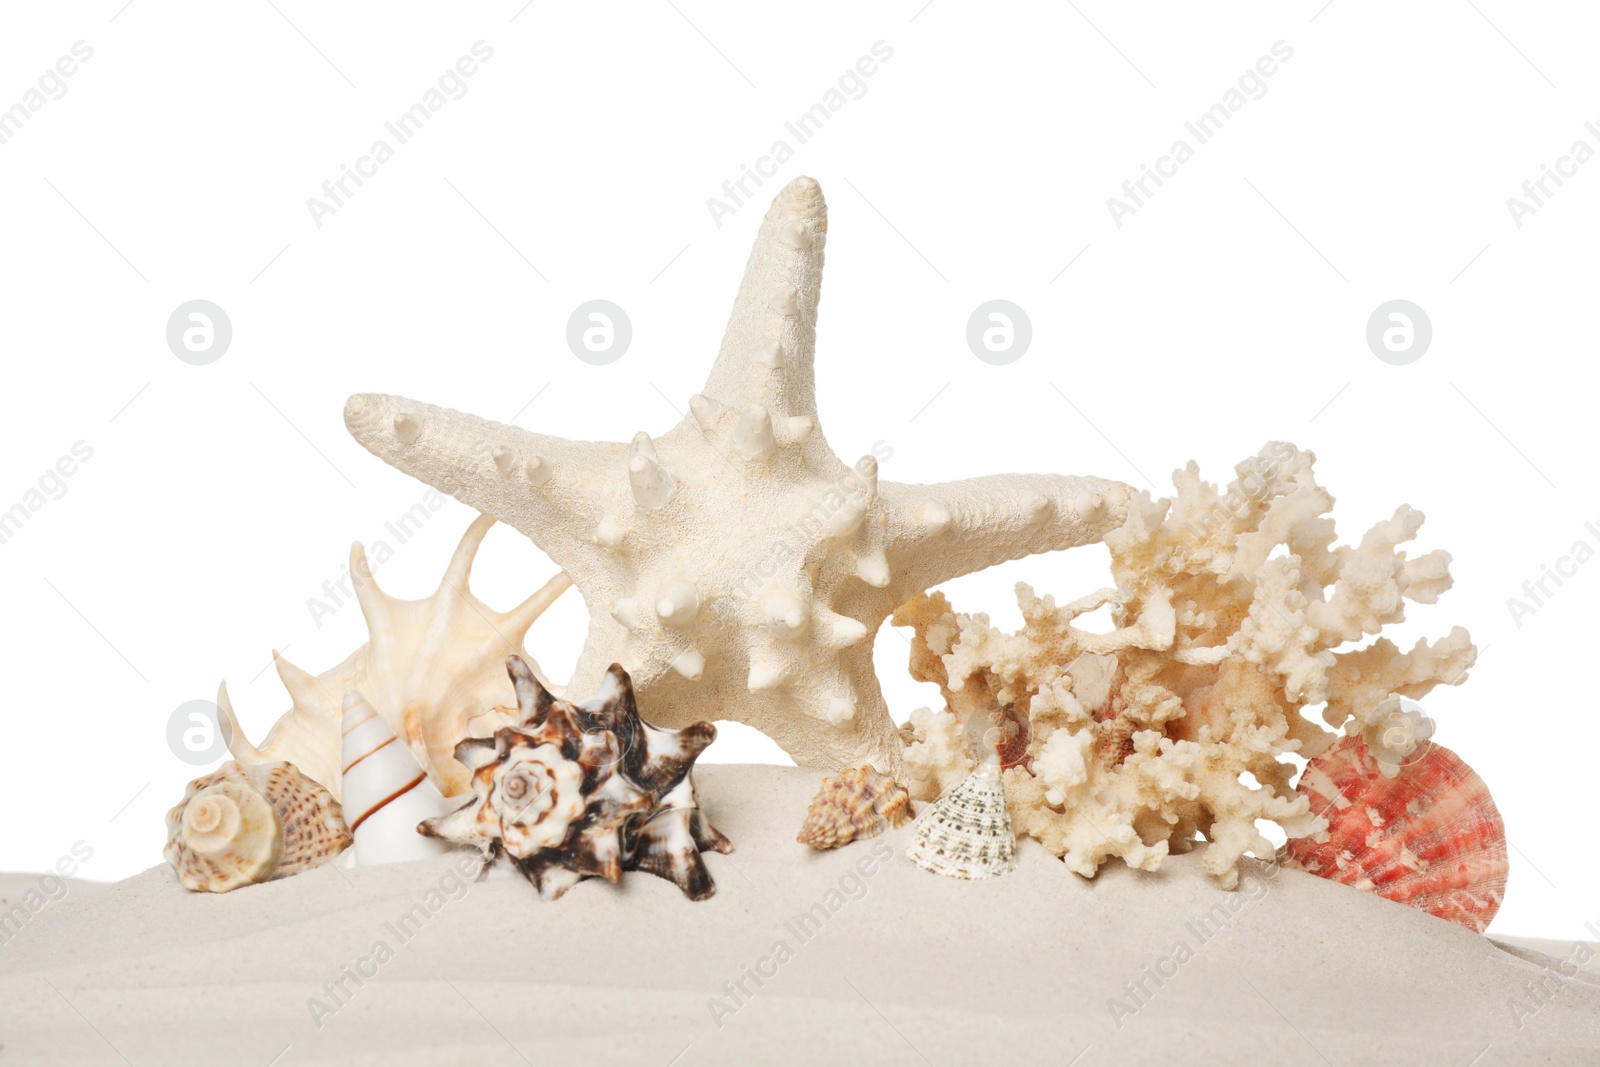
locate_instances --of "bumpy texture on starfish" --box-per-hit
[345,176,1131,775]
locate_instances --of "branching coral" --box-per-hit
[893,442,1477,889]
[898,705,975,802]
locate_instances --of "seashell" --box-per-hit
[1283,736,1507,933]
[164,764,282,892]
[164,761,349,893]
[631,776,736,901]
[796,766,913,850]
[216,654,351,804]
[216,515,570,800]
[904,759,1017,880]
[340,691,452,865]
[249,760,353,879]
[420,656,732,901]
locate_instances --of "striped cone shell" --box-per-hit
[341,691,452,864]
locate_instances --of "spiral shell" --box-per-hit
[797,766,913,850]
[164,761,350,893]
[1284,736,1507,932]
[485,743,587,859]
[905,760,1017,880]
[420,657,732,901]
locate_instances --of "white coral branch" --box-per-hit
[905,442,1475,890]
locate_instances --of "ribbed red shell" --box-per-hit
[1285,737,1508,933]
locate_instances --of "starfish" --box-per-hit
[344,176,1131,777]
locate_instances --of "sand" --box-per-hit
[1,765,1596,1066]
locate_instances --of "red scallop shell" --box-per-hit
[1284,736,1508,933]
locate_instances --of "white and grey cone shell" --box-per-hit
[904,758,1017,880]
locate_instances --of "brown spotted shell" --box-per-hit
[797,766,913,850]
[247,761,353,878]
[164,761,350,893]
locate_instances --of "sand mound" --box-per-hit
[1,766,1595,1065]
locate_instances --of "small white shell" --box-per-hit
[904,760,1017,880]
[341,691,452,865]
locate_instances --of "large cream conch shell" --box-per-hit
[216,515,570,800]
[340,691,452,865]
[163,761,350,893]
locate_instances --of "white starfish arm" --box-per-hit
[344,392,626,572]
[699,177,827,426]
[881,474,1134,600]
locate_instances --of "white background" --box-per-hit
[1,1,1594,940]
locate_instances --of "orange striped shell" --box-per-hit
[1284,737,1507,933]
[796,766,913,849]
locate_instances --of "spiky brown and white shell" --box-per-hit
[1283,736,1507,933]
[420,656,732,901]
[905,760,1017,880]
[164,761,349,892]
[797,766,913,850]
